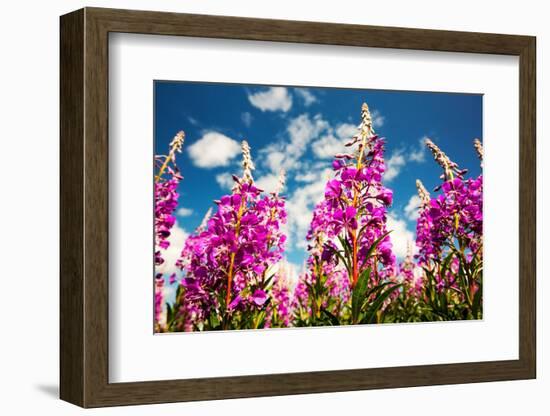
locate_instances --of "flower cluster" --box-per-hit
[292,103,400,326]
[416,139,483,267]
[413,139,483,319]
[153,132,185,331]
[154,175,180,267]
[176,141,288,330]
[154,131,185,267]
[311,104,396,281]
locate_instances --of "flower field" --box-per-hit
[154,103,483,332]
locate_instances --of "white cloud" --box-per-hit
[215,172,235,190]
[248,87,292,112]
[311,122,357,159]
[261,113,330,173]
[188,132,241,168]
[335,123,357,140]
[409,137,427,163]
[385,151,406,181]
[264,150,285,173]
[176,207,193,217]
[404,195,421,220]
[286,114,329,158]
[285,168,332,249]
[156,222,189,275]
[372,110,385,129]
[295,88,317,106]
[294,171,318,183]
[387,214,415,259]
[187,116,198,126]
[255,173,280,193]
[241,111,253,127]
[311,133,344,159]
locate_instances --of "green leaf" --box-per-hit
[362,283,402,324]
[364,231,392,261]
[262,274,275,290]
[439,251,455,283]
[209,312,220,329]
[166,303,174,324]
[472,281,483,318]
[253,310,266,329]
[471,262,483,281]
[363,281,394,304]
[175,284,184,302]
[439,289,448,312]
[351,267,371,324]
[320,308,341,326]
[337,235,353,259]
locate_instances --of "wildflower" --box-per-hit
[300,102,397,325]
[180,139,287,329]
[416,139,483,311]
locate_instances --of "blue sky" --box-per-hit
[154,81,482,277]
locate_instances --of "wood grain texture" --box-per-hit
[518,37,537,376]
[59,8,84,407]
[59,7,537,408]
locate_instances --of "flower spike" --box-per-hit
[473,138,483,166]
[155,131,185,183]
[425,138,464,181]
[241,140,255,184]
[274,169,286,196]
[170,131,185,160]
[416,179,431,209]
[360,102,375,138]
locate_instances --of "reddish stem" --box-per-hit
[225,197,246,309]
[351,231,359,288]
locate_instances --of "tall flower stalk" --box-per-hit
[155,131,185,182]
[153,131,185,332]
[297,103,401,326]
[414,138,483,320]
[175,140,287,330]
[225,140,256,307]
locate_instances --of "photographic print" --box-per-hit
[153,82,483,333]
[60,10,535,406]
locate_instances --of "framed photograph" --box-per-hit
[60,7,536,408]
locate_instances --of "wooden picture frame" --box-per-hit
[60,7,536,408]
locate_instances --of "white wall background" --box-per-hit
[0,0,545,414]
